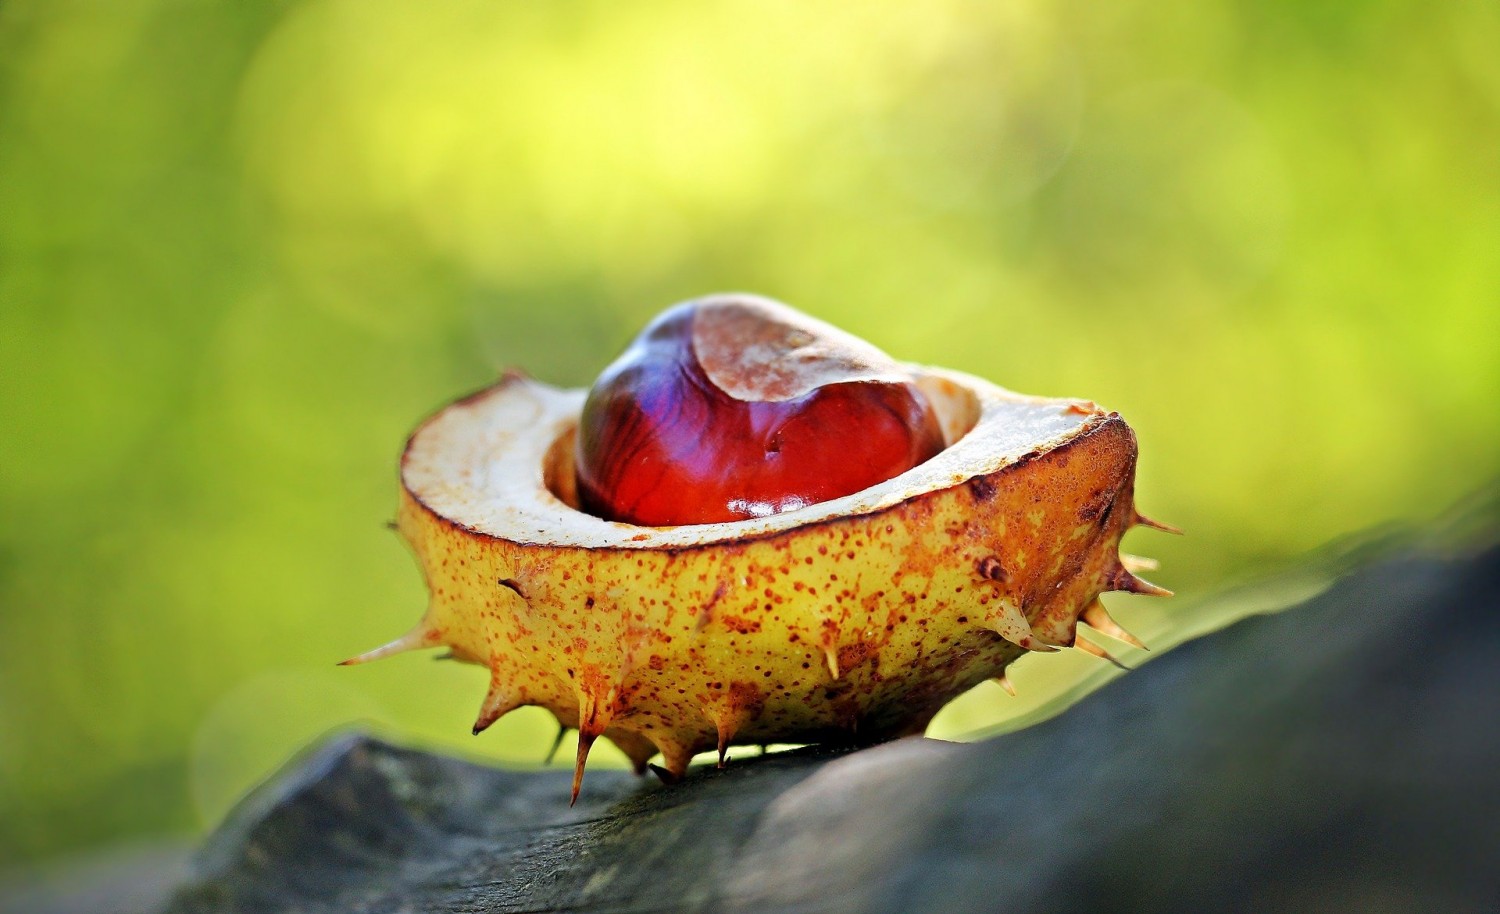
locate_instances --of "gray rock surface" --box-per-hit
[146,538,1500,914]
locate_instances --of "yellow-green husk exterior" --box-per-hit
[349,371,1167,799]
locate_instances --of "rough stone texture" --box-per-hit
[143,540,1500,914]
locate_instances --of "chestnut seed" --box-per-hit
[575,295,946,526]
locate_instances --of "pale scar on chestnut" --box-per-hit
[343,292,1176,804]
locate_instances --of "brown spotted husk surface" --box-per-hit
[362,379,1164,800]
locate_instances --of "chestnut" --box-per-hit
[575,295,946,526]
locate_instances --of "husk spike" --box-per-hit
[1133,512,1183,535]
[338,626,438,666]
[992,673,1017,696]
[544,722,570,765]
[1119,552,1159,573]
[650,736,697,783]
[716,727,733,768]
[471,672,522,735]
[1074,633,1130,671]
[1111,568,1173,598]
[570,731,598,806]
[986,598,1053,651]
[1080,599,1147,651]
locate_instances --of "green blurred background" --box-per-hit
[2,0,1497,869]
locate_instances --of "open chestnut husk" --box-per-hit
[344,293,1174,803]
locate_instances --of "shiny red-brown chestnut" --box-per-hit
[574,295,946,526]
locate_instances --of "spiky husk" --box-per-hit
[347,373,1169,802]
